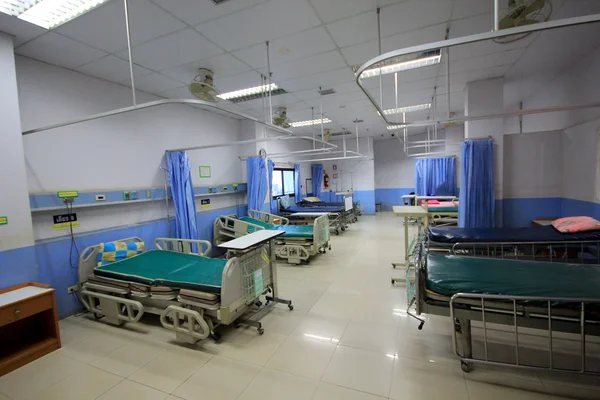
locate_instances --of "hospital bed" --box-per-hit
[281,203,347,235]
[427,225,600,262]
[406,243,600,375]
[421,200,459,227]
[300,196,359,223]
[78,234,292,344]
[213,210,330,265]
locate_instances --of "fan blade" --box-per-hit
[523,0,545,16]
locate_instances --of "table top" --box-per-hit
[290,212,329,217]
[393,205,428,217]
[0,286,53,307]
[218,230,284,250]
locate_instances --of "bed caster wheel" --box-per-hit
[328,246,332,251]
[258,328,265,335]
[461,361,472,373]
[288,304,294,311]
[255,301,263,307]
[335,229,339,235]
[341,226,346,232]
[417,321,424,330]
[210,332,221,342]
[94,313,104,320]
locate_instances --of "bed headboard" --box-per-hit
[248,209,289,226]
[78,236,143,285]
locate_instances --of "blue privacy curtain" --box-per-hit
[247,157,268,213]
[294,164,302,200]
[459,139,495,228]
[312,164,324,198]
[414,157,457,196]
[166,152,198,240]
[268,160,277,213]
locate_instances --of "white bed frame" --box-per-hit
[213,210,330,265]
[78,236,291,344]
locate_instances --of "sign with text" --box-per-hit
[200,199,211,209]
[57,191,79,199]
[0,216,7,225]
[53,213,79,230]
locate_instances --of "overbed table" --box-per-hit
[391,206,428,284]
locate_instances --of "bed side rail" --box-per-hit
[451,240,600,264]
[154,238,211,256]
[78,236,143,284]
[313,215,330,251]
[450,293,600,375]
[248,209,289,226]
[213,215,265,244]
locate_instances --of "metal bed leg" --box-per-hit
[456,318,473,372]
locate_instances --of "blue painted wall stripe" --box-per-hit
[375,188,415,211]
[0,246,38,289]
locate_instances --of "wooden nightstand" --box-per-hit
[0,283,61,376]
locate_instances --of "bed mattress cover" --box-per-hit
[241,217,314,238]
[94,250,227,293]
[426,253,600,299]
[283,205,343,213]
[428,225,600,244]
[298,200,345,207]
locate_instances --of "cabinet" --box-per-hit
[0,283,61,376]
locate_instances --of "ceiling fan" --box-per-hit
[494,0,553,44]
[272,107,291,128]
[188,68,220,102]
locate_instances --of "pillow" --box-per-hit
[303,197,322,203]
[552,216,600,233]
[97,241,144,266]
[279,195,292,209]
[420,200,440,206]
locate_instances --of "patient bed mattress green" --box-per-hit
[94,250,227,293]
[426,254,600,299]
[241,217,313,239]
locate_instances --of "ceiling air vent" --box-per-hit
[319,88,336,96]
[331,131,352,137]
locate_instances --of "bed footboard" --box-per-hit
[313,215,331,253]
[213,215,265,244]
[248,209,289,225]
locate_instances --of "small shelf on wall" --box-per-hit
[30,183,247,213]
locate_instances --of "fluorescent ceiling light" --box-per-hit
[290,118,332,128]
[387,124,407,130]
[379,103,431,116]
[217,83,279,101]
[1,0,110,29]
[359,50,442,79]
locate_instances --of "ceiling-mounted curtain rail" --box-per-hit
[22,98,295,136]
[354,12,600,127]
[166,134,337,153]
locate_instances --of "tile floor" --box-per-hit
[1,212,599,400]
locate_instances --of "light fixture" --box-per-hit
[379,103,431,116]
[357,50,442,79]
[290,118,332,128]
[1,0,111,29]
[387,124,407,131]
[217,83,286,102]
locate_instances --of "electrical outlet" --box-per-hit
[67,285,79,294]
[96,194,106,201]
[222,186,228,192]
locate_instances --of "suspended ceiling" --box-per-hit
[1,0,600,137]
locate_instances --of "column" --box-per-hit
[464,78,504,226]
[0,32,37,287]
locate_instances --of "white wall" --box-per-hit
[374,138,415,189]
[562,118,600,203]
[320,137,374,193]
[0,36,34,251]
[503,131,563,199]
[17,56,245,240]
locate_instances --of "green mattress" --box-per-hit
[426,254,600,299]
[428,207,458,212]
[241,217,313,239]
[94,250,228,293]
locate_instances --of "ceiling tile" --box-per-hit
[449,12,493,38]
[16,32,106,69]
[380,0,453,37]
[118,28,224,71]
[55,0,186,54]
[340,40,379,67]
[149,0,267,26]
[216,70,264,93]
[450,37,532,62]
[310,0,377,23]
[196,0,321,51]
[382,23,447,53]
[0,14,46,46]
[156,85,195,99]
[291,88,323,101]
[327,12,378,48]
[232,27,337,69]
[264,50,347,82]
[242,93,302,110]
[450,64,510,85]
[451,0,494,21]
[76,55,153,83]
[280,67,355,92]
[160,53,253,85]
[121,72,182,93]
